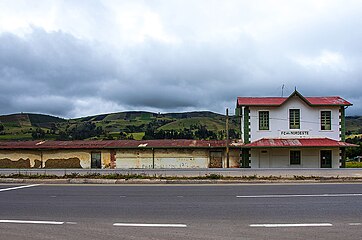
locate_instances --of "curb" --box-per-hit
[1,178,362,184]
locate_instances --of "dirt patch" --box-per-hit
[0,158,31,168]
[45,158,82,168]
[33,160,42,168]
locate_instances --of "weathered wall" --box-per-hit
[101,150,111,168]
[227,149,240,168]
[116,149,153,169]
[250,148,340,168]
[42,150,91,168]
[154,149,209,168]
[116,148,241,169]
[0,148,241,169]
[115,148,210,169]
[0,150,41,168]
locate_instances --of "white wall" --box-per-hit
[250,148,340,168]
[248,96,340,142]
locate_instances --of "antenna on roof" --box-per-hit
[281,84,285,97]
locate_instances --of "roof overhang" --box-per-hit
[237,90,352,107]
[243,138,358,148]
[0,140,244,150]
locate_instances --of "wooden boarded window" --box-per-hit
[209,151,223,168]
[321,111,331,130]
[289,109,300,129]
[259,111,269,130]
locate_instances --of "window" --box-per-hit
[321,111,331,130]
[289,109,300,129]
[259,111,269,130]
[290,150,301,165]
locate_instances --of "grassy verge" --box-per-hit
[0,173,360,181]
[346,161,362,168]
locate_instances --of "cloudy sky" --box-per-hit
[0,0,361,118]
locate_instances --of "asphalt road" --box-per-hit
[1,183,362,240]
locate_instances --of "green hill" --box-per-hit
[0,111,361,141]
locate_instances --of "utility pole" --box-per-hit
[226,108,229,168]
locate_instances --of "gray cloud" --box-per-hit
[0,1,362,117]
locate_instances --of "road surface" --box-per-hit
[1,183,362,239]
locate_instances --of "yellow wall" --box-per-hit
[0,150,41,168]
[0,148,241,169]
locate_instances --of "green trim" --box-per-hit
[243,107,250,144]
[241,148,250,168]
[340,147,346,168]
[340,107,346,141]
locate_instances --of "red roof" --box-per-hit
[237,91,352,107]
[0,139,243,150]
[244,138,358,148]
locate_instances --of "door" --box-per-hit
[209,151,223,168]
[91,152,102,168]
[259,150,270,168]
[320,150,332,168]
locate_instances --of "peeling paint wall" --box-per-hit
[42,150,91,168]
[227,149,241,168]
[0,150,41,168]
[101,150,111,168]
[116,148,240,169]
[0,147,241,169]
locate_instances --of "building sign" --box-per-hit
[280,130,309,136]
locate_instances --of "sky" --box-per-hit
[0,0,361,118]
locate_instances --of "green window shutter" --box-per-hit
[290,150,301,165]
[289,109,300,129]
[321,111,331,130]
[259,111,269,130]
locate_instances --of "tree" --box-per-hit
[32,128,46,139]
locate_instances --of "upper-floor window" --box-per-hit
[259,111,269,130]
[321,111,331,130]
[289,109,300,129]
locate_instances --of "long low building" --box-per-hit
[0,140,242,169]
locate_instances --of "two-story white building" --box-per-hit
[236,90,356,168]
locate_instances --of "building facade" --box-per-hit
[0,140,242,169]
[236,90,356,168]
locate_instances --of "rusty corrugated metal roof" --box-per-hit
[244,138,358,148]
[237,96,351,106]
[0,139,244,150]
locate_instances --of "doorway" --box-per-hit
[259,150,270,168]
[91,152,102,168]
[209,151,223,168]
[320,150,332,168]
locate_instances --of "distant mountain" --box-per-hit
[0,113,65,127]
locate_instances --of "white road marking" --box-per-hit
[177,196,184,198]
[348,223,362,226]
[119,196,126,198]
[250,223,333,228]
[0,184,40,192]
[237,193,362,198]
[0,220,64,225]
[113,223,187,228]
[65,222,78,225]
